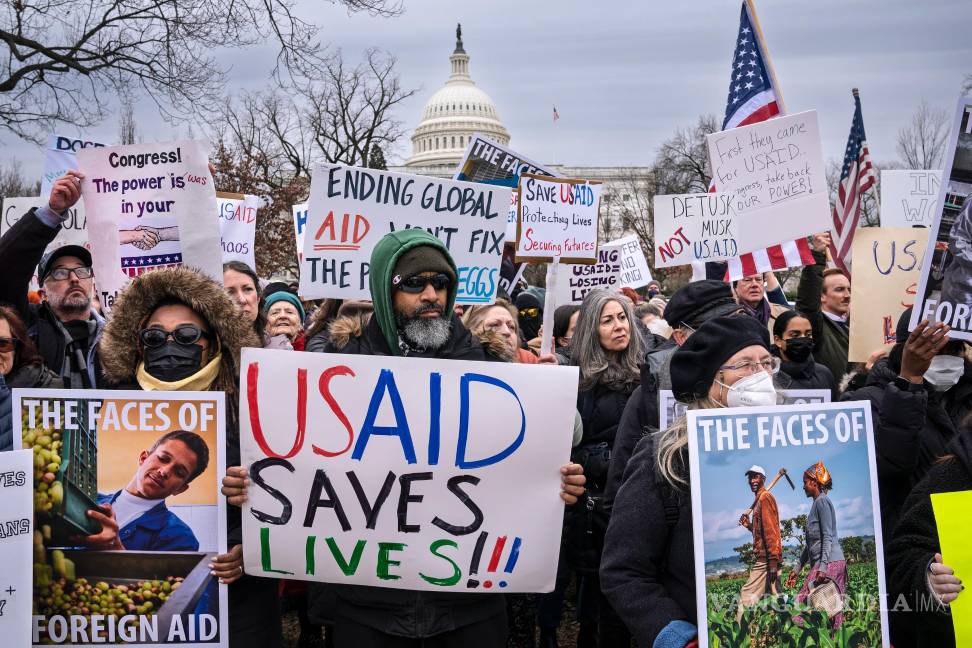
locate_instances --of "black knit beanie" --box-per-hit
[671,314,771,401]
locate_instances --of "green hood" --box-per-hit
[369,229,458,356]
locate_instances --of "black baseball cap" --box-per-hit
[38,245,93,281]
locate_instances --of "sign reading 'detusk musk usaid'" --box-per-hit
[880,170,943,228]
[652,192,738,267]
[515,174,601,264]
[687,401,888,648]
[910,97,972,341]
[76,140,223,312]
[238,348,579,592]
[299,165,510,304]
[704,110,831,257]
[454,134,562,242]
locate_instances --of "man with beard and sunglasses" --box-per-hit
[0,170,105,387]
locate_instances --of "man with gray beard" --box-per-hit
[0,170,104,387]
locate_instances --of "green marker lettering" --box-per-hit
[419,539,461,586]
[376,542,406,580]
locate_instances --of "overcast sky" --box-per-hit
[3,0,970,184]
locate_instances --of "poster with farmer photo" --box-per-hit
[13,389,228,647]
[686,401,888,648]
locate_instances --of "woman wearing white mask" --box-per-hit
[600,314,775,648]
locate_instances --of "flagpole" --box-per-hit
[745,0,787,114]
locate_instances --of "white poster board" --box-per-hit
[880,170,943,229]
[705,110,831,256]
[293,202,308,264]
[0,449,33,648]
[239,348,579,592]
[1,197,89,289]
[515,174,601,263]
[555,241,623,305]
[611,234,652,288]
[658,388,831,430]
[216,193,259,268]
[652,192,738,267]
[77,140,223,311]
[298,165,510,304]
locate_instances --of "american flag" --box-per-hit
[829,89,876,273]
[717,0,815,280]
[552,106,560,122]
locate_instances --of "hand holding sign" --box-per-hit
[48,171,85,213]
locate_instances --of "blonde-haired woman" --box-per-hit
[601,315,777,648]
[462,298,542,364]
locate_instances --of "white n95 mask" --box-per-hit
[722,370,778,407]
[924,355,965,392]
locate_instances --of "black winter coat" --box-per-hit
[772,347,838,400]
[840,358,958,552]
[887,430,972,648]
[600,434,696,646]
[0,363,63,450]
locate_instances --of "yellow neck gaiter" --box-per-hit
[136,353,222,392]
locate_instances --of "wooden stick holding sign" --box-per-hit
[514,173,602,356]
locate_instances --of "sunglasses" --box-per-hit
[396,273,451,294]
[0,337,18,353]
[518,307,540,318]
[139,325,211,349]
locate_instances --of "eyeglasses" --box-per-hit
[139,325,211,348]
[46,266,94,281]
[719,357,781,375]
[396,273,451,294]
[0,337,18,353]
[518,307,540,318]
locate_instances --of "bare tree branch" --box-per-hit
[896,101,949,170]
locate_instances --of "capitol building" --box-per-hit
[391,25,651,243]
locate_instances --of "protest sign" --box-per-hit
[515,174,601,264]
[216,192,259,268]
[293,202,308,264]
[77,140,223,312]
[498,243,526,297]
[555,241,622,305]
[657,389,830,430]
[1,196,89,289]
[931,490,972,647]
[454,134,562,241]
[686,401,888,648]
[299,165,509,303]
[705,110,831,258]
[0,449,33,648]
[610,234,652,288]
[13,389,228,648]
[880,170,943,228]
[910,97,972,341]
[42,134,106,198]
[848,227,928,361]
[238,348,578,592]
[652,192,738,267]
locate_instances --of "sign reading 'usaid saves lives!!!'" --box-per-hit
[299,165,510,304]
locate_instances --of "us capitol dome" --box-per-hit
[402,24,510,177]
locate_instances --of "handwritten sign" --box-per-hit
[652,192,738,267]
[555,243,622,305]
[293,202,308,264]
[848,228,929,361]
[911,96,972,341]
[42,134,106,198]
[216,192,259,268]
[77,140,223,312]
[239,348,578,592]
[931,491,972,648]
[298,165,510,304]
[0,197,88,290]
[705,110,831,255]
[454,135,562,241]
[610,235,652,288]
[515,174,601,264]
[880,170,943,228]
[0,449,32,648]
[657,389,830,430]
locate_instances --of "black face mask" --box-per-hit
[784,337,813,364]
[647,289,659,299]
[143,341,204,382]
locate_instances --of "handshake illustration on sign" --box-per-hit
[119,225,180,251]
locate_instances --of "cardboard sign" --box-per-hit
[657,389,830,430]
[652,192,739,267]
[931,490,972,648]
[610,235,652,288]
[238,348,578,592]
[454,134,562,241]
[555,241,622,305]
[880,170,943,228]
[293,202,308,264]
[299,165,510,304]
[910,97,972,341]
[848,227,929,361]
[687,402,888,648]
[77,140,223,312]
[13,389,228,648]
[216,192,259,268]
[0,197,89,289]
[705,110,831,256]
[42,134,107,198]
[515,174,601,264]
[0,449,33,648]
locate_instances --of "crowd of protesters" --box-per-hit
[0,171,970,648]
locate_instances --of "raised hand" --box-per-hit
[900,320,950,383]
[811,232,832,253]
[48,170,85,213]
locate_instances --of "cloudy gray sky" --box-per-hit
[3,0,970,183]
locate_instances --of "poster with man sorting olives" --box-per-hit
[12,389,228,647]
